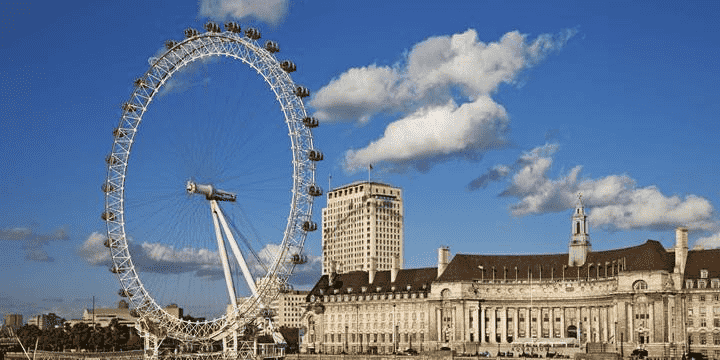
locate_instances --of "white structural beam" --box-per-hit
[211,200,238,308]
[213,200,259,297]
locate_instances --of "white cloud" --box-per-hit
[344,97,509,172]
[310,28,576,173]
[79,233,320,285]
[311,65,404,125]
[694,232,720,249]
[199,0,289,26]
[78,232,221,276]
[490,144,715,231]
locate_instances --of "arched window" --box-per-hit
[633,280,648,291]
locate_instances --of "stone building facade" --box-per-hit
[322,181,403,275]
[301,197,720,358]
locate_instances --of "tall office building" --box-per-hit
[322,181,403,275]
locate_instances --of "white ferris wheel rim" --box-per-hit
[102,26,317,342]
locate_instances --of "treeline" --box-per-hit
[10,319,141,353]
[7,322,300,354]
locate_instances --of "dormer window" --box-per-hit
[361,286,367,293]
[712,279,720,289]
[633,280,648,291]
[687,280,695,289]
[701,269,709,279]
[699,280,708,289]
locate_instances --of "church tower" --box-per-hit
[568,193,591,267]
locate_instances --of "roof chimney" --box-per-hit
[369,257,377,284]
[438,246,450,279]
[391,255,399,283]
[674,227,689,274]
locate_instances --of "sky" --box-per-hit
[1,0,720,323]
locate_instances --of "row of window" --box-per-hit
[326,185,400,199]
[687,279,720,289]
[325,332,423,344]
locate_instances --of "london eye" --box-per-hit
[101,21,321,352]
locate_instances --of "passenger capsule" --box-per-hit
[101,211,116,221]
[118,289,133,297]
[302,116,319,128]
[113,128,126,138]
[134,78,148,89]
[104,238,117,248]
[302,221,317,232]
[204,21,221,33]
[164,40,177,50]
[224,22,241,33]
[308,150,323,161]
[244,27,261,40]
[122,102,138,113]
[109,266,126,274]
[101,182,115,193]
[308,185,323,197]
[264,41,280,53]
[295,86,310,98]
[184,28,199,39]
[105,154,119,165]
[280,60,296,73]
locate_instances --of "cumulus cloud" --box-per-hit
[693,232,720,250]
[0,226,69,262]
[79,232,221,276]
[344,97,509,172]
[79,232,320,286]
[199,0,289,26]
[310,28,576,173]
[484,144,715,231]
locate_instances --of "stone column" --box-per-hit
[513,308,517,339]
[577,307,582,343]
[481,307,486,343]
[628,303,634,343]
[560,307,566,338]
[476,306,481,343]
[490,307,496,343]
[525,308,530,338]
[436,307,442,342]
[501,307,508,343]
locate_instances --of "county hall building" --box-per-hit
[300,196,720,359]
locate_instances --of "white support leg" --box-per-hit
[211,200,238,308]
[213,201,258,297]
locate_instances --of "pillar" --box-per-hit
[481,307,486,343]
[501,307,508,343]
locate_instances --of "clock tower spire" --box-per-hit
[568,193,591,267]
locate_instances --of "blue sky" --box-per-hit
[1,0,720,322]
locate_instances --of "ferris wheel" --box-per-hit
[101,22,322,345]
